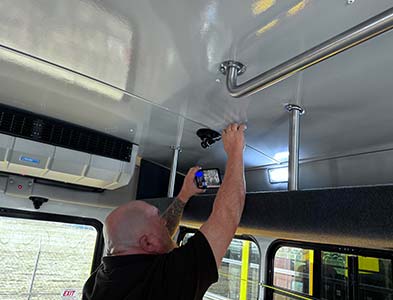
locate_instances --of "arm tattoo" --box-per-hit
[161,198,186,237]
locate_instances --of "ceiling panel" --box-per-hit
[0,0,392,183]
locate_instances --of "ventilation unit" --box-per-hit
[0,104,138,190]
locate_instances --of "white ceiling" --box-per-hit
[0,0,392,178]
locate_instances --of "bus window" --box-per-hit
[273,246,314,296]
[0,209,102,300]
[358,256,392,300]
[182,232,261,300]
[321,251,349,300]
[266,241,393,300]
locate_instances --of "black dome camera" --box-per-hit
[196,128,221,149]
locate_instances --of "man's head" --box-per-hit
[104,201,176,256]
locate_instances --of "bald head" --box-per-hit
[105,201,175,256]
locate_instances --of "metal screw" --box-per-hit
[347,0,355,4]
[9,179,14,184]
[28,181,33,187]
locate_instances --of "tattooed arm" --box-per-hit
[161,198,187,237]
[162,166,205,238]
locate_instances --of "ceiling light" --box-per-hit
[274,151,289,161]
[268,167,288,183]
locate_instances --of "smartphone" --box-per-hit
[195,168,222,189]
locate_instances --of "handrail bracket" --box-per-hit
[219,60,247,76]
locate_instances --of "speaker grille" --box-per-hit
[0,104,133,162]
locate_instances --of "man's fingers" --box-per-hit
[223,123,246,133]
[188,166,201,176]
[230,123,239,131]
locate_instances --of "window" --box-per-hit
[181,230,261,300]
[266,241,393,300]
[0,208,103,300]
[273,246,314,296]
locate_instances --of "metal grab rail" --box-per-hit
[219,7,393,98]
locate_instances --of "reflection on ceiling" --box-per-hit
[0,46,124,101]
[0,0,132,89]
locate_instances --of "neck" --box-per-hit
[108,246,151,256]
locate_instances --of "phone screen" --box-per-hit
[195,169,222,189]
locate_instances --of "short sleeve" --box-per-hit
[148,230,218,300]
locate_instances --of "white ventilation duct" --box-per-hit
[0,133,138,190]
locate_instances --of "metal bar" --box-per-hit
[286,104,304,191]
[167,146,180,197]
[27,238,42,300]
[220,7,393,98]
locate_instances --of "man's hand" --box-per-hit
[222,123,246,158]
[177,166,205,203]
[162,167,205,237]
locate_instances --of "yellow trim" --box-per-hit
[240,241,250,300]
[309,250,314,296]
[262,284,313,300]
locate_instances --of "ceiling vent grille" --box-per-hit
[0,103,133,162]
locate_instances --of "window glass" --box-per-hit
[358,256,393,300]
[183,233,261,300]
[273,246,314,295]
[321,251,349,300]
[269,244,393,300]
[0,216,98,300]
[272,292,310,300]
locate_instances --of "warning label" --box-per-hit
[61,289,78,300]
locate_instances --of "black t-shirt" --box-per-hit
[83,230,218,300]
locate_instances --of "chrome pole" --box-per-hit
[286,104,305,191]
[220,7,393,98]
[168,146,181,197]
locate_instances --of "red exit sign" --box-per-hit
[63,290,76,296]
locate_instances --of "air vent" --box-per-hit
[0,103,133,162]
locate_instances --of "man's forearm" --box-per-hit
[212,153,245,225]
[161,198,187,237]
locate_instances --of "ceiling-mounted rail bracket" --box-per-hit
[219,61,246,76]
[285,104,305,115]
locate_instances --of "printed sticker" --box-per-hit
[20,156,40,164]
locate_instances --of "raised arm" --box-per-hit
[200,123,246,267]
[162,167,204,237]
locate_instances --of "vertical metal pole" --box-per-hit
[168,146,181,197]
[27,238,42,300]
[285,104,305,191]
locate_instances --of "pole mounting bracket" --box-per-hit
[219,61,247,76]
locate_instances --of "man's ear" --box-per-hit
[139,234,159,254]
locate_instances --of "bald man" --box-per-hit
[83,123,246,300]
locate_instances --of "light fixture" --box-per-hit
[273,151,289,161]
[268,167,288,184]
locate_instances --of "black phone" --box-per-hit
[195,168,222,189]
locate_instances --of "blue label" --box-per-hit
[20,156,40,164]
